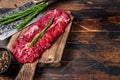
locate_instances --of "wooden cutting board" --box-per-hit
[7,12,73,80]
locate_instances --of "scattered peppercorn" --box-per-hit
[0,50,10,73]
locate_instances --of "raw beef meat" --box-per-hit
[12,9,70,63]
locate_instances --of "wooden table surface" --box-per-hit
[0,0,120,80]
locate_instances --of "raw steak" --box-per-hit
[12,9,70,63]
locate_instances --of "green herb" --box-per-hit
[0,2,45,23]
[29,18,54,47]
[2,10,34,24]
[16,3,48,31]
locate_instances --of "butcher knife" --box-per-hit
[0,0,56,41]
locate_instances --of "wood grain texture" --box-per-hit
[0,0,120,80]
[15,60,38,80]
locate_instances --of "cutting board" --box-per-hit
[7,12,73,80]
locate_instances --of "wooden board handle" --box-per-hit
[15,60,38,80]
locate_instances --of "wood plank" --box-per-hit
[15,60,38,80]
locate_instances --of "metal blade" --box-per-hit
[0,13,43,40]
[0,2,43,41]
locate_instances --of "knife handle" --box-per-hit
[32,0,57,4]
[32,0,44,4]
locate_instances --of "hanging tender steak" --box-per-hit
[12,9,70,63]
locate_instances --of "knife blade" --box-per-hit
[0,1,44,41]
[0,0,57,41]
[0,13,43,41]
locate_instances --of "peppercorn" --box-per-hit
[0,50,10,73]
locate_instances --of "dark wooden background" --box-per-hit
[0,0,120,80]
